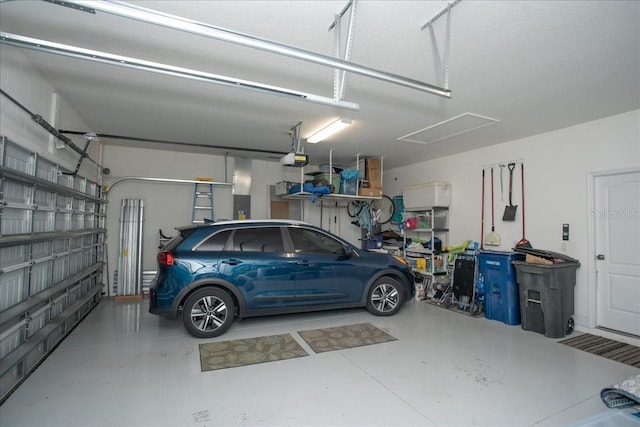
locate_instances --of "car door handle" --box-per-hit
[221,258,243,266]
[295,260,312,266]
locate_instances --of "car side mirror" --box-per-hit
[339,247,354,259]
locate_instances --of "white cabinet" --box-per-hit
[402,207,449,277]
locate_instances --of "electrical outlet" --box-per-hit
[562,223,569,241]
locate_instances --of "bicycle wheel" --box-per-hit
[347,201,364,218]
[370,195,395,224]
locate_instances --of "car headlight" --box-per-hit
[393,255,410,267]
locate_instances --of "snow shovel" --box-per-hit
[484,167,501,246]
[502,163,517,221]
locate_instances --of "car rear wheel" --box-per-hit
[366,277,403,316]
[182,288,234,338]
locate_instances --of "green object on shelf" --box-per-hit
[447,240,469,262]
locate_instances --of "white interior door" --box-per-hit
[595,170,640,336]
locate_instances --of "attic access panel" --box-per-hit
[398,113,499,145]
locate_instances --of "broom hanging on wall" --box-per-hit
[484,167,501,246]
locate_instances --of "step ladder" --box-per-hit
[192,177,215,224]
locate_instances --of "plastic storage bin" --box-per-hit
[478,251,525,325]
[315,173,340,193]
[361,236,383,250]
[340,179,357,195]
[513,260,580,338]
[402,182,451,209]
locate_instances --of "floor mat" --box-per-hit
[199,333,308,371]
[297,322,397,353]
[559,333,640,368]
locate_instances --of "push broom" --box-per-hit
[484,167,501,246]
[515,163,532,248]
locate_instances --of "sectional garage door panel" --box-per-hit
[0,136,106,404]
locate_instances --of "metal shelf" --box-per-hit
[280,149,383,202]
[403,206,449,277]
[282,191,381,202]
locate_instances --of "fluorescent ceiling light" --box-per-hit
[307,118,352,143]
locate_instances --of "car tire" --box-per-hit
[366,277,404,316]
[182,287,235,338]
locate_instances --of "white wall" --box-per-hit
[0,47,99,180]
[383,109,640,329]
[4,45,638,330]
[102,146,230,284]
[100,148,321,287]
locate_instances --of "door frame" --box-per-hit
[586,166,640,331]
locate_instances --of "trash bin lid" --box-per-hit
[513,247,578,263]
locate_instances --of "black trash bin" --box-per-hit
[513,258,580,338]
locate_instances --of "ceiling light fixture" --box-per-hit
[307,118,352,143]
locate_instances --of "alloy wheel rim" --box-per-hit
[190,296,227,332]
[371,284,399,312]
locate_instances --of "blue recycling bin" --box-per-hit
[478,251,525,325]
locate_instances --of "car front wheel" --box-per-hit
[182,287,235,338]
[366,277,404,316]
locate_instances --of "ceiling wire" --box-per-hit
[59,130,289,156]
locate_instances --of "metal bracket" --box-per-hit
[329,0,357,102]
[53,1,449,98]
[421,0,461,90]
[289,122,304,153]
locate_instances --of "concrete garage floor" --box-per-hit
[1,297,638,426]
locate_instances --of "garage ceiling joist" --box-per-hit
[53,0,452,99]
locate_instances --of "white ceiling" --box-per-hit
[1,0,638,169]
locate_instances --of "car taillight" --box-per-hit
[158,251,174,266]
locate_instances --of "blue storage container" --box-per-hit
[478,250,525,325]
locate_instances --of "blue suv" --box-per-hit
[149,220,414,338]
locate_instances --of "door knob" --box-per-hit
[596,254,605,260]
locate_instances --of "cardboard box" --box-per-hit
[358,187,383,197]
[365,158,382,189]
[525,254,554,265]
